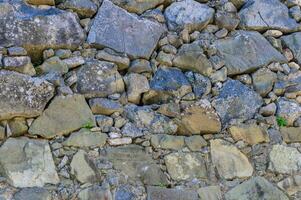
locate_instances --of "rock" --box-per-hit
[277,175,301,195]
[59,0,98,18]
[124,73,150,104]
[212,79,263,124]
[282,32,301,65]
[164,0,214,32]
[252,68,277,96]
[210,67,227,83]
[164,152,207,181]
[156,51,174,66]
[185,71,211,99]
[62,56,85,69]
[96,115,113,132]
[29,95,95,139]
[108,137,132,146]
[96,48,130,70]
[26,0,55,5]
[111,0,164,14]
[78,185,112,200]
[100,145,168,185]
[89,98,123,115]
[173,42,213,75]
[0,1,85,63]
[0,126,5,140]
[70,150,100,183]
[210,139,253,179]
[2,56,35,76]
[7,46,27,56]
[37,56,69,75]
[239,0,300,33]
[143,67,192,104]
[147,186,199,200]
[129,59,152,73]
[280,127,301,143]
[8,117,28,137]
[121,122,144,138]
[229,124,269,145]
[151,134,185,150]
[87,0,165,59]
[115,185,138,200]
[0,137,59,187]
[185,136,207,151]
[215,10,240,31]
[225,177,289,200]
[0,70,54,120]
[77,60,125,98]
[269,145,301,174]
[176,100,221,135]
[197,186,223,200]
[260,103,277,116]
[63,128,107,147]
[157,102,180,118]
[214,31,287,75]
[276,97,301,126]
[13,187,51,200]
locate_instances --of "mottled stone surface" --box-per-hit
[282,32,301,65]
[147,187,199,200]
[111,0,165,14]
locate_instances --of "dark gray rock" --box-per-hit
[59,0,98,18]
[147,187,199,200]
[87,0,165,59]
[185,71,211,99]
[282,32,301,65]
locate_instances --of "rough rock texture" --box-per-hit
[111,0,165,14]
[282,32,301,64]
[147,187,199,200]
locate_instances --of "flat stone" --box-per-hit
[197,186,223,200]
[185,136,207,151]
[78,185,112,200]
[13,187,51,200]
[62,56,85,69]
[59,0,98,18]
[37,56,69,75]
[2,56,35,76]
[278,175,301,195]
[26,0,55,5]
[29,95,95,139]
[280,127,301,143]
[214,31,287,75]
[89,98,123,115]
[77,60,124,98]
[151,134,185,150]
[108,137,132,146]
[0,70,54,120]
[276,97,301,126]
[282,32,301,65]
[252,68,277,96]
[7,47,27,56]
[0,137,59,187]
[111,0,165,14]
[87,0,165,59]
[96,48,130,70]
[210,139,253,179]
[124,73,150,104]
[147,186,199,200]
[164,152,207,181]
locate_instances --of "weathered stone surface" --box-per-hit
[8,117,28,137]
[78,185,112,200]
[124,73,150,104]
[225,177,289,200]
[278,175,301,195]
[185,136,207,151]
[164,0,214,32]
[197,186,222,200]
[151,134,185,150]
[59,0,98,18]
[239,0,300,33]
[77,60,125,98]
[29,95,95,139]
[96,48,130,70]
[62,56,85,69]
[100,145,168,185]
[212,80,263,124]
[185,71,211,99]
[13,187,51,200]
[26,0,54,5]
[2,56,36,76]
[280,127,301,143]
[276,97,301,126]
[164,152,207,181]
[121,122,144,138]
[0,70,54,120]
[37,56,69,75]
[268,145,301,174]
[87,0,165,59]
[89,98,123,115]
[252,68,277,96]
[0,1,85,62]
[147,187,199,200]
[282,32,301,65]
[0,137,59,187]
[214,31,286,75]
[111,0,165,14]
[210,139,253,179]
[229,124,269,144]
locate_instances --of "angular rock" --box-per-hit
[26,0,54,5]
[111,0,165,14]
[37,56,69,75]
[0,1,85,62]
[29,95,95,139]
[62,56,85,69]
[59,0,98,18]
[77,60,125,98]
[282,32,301,65]
[215,10,240,31]
[252,68,277,96]
[197,186,223,200]
[164,152,207,181]
[185,136,208,151]
[121,122,144,138]
[13,187,51,200]
[89,98,123,115]
[185,71,211,99]
[96,48,130,70]
[151,134,185,150]
[108,137,132,146]
[147,187,199,200]
[87,0,165,59]
[124,73,150,104]
[0,137,59,187]
[276,97,301,126]
[115,185,138,200]
[214,31,287,75]
[278,175,301,195]
[8,117,28,137]
[78,185,112,200]
[2,56,35,76]
[164,0,215,32]
[210,139,253,179]
[0,70,54,120]
[280,127,301,143]
[239,0,300,33]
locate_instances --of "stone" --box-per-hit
[2,56,36,76]
[8,46,27,56]
[100,145,168,185]
[96,48,130,70]
[8,117,28,137]
[225,177,289,200]
[78,185,112,200]
[215,10,240,31]
[0,126,5,140]
[282,32,301,65]
[59,0,98,18]
[29,95,95,139]
[26,0,55,5]
[210,67,227,83]
[151,134,185,150]
[239,0,300,33]
[96,115,114,132]
[290,6,301,22]
[280,127,301,143]
[156,51,173,66]
[0,137,59,187]
[212,79,263,124]
[252,68,277,96]
[276,97,301,126]
[185,71,211,98]
[89,98,123,115]
[115,185,138,200]
[173,42,213,75]
[77,60,125,98]
[176,100,221,135]
[13,187,51,200]
[229,124,269,145]
[0,70,54,120]
[278,175,301,195]
[157,102,180,118]
[147,187,199,200]
[87,0,165,59]
[62,56,85,69]
[37,56,69,75]
[121,122,144,138]
[214,31,287,75]
[70,150,100,183]
[164,0,215,32]
[185,136,207,151]
[110,0,165,14]
[260,103,277,116]
[143,67,192,104]
[210,139,253,179]
[129,59,152,73]
[164,152,207,181]
[108,137,132,146]
[0,1,85,63]
[124,73,150,104]
[63,128,107,148]
[268,145,301,174]
[197,186,223,200]
[55,49,72,59]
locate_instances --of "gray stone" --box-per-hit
[8,47,27,56]
[151,134,185,150]
[277,175,301,195]
[96,48,130,70]
[212,79,263,124]
[129,59,152,73]
[282,32,301,65]
[185,136,208,151]
[78,185,112,200]
[96,115,114,132]
[215,10,240,31]
[13,187,51,200]
[198,186,223,200]
[59,0,98,18]
[89,98,123,115]
[276,97,301,126]
[2,56,35,76]
[115,185,139,200]
[62,56,85,69]
[0,70,54,120]
[124,73,150,104]
[147,187,199,200]
[252,68,277,96]
[239,0,300,33]
[185,71,211,99]
[214,31,287,75]
[0,137,59,187]
[87,0,165,59]
[121,122,144,138]
[37,56,69,75]
[111,0,165,14]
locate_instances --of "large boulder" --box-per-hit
[110,0,165,14]
[87,0,165,59]
[239,0,300,33]
[0,1,85,63]
[0,137,59,188]
[214,31,287,75]
[0,70,54,121]
[282,32,301,65]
